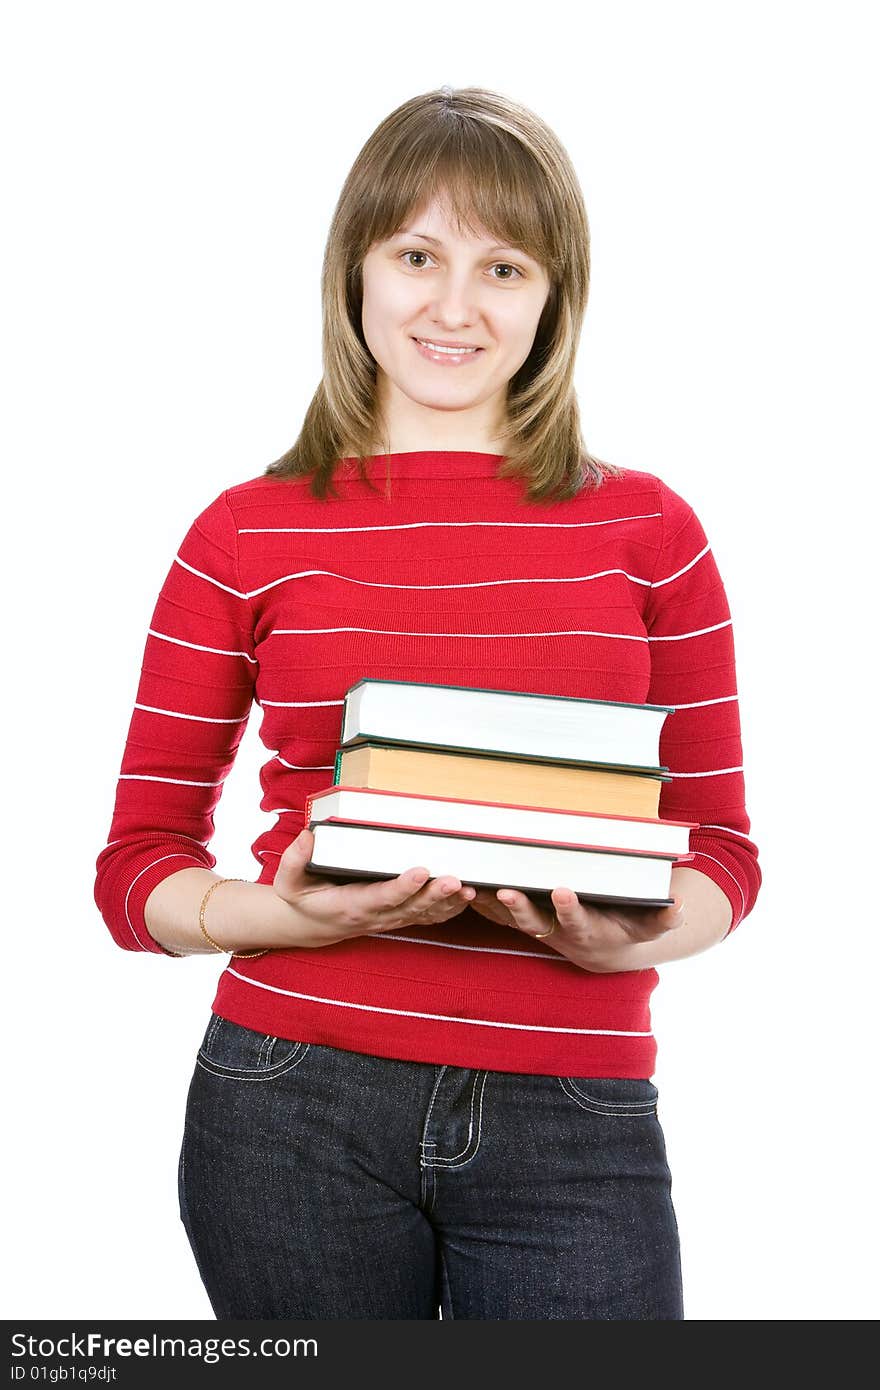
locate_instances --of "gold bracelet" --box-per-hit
[198,878,270,959]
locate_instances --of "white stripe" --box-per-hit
[262,622,734,647]
[649,619,731,641]
[178,551,718,603]
[119,773,223,787]
[224,968,653,1036]
[125,853,205,949]
[148,628,257,664]
[672,695,738,709]
[364,932,575,962]
[670,766,743,778]
[175,556,246,598]
[270,624,651,643]
[177,531,708,605]
[238,512,662,534]
[277,757,336,770]
[698,823,754,840]
[266,622,729,646]
[241,567,654,600]
[652,544,710,589]
[134,702,247,725]
[260,698,344,708]
[688,851,746,918]
[106,832,209,848]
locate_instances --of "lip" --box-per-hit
[412,336,485,365]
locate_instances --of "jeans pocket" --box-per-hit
[195,1012,311,1081]
[557,1075,659,1117]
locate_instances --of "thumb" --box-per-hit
[276,826,313,874]
[273,826,338,903]
[664,895,686,930]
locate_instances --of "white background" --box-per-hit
[3,0,877,1321]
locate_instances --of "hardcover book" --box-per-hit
[340,678,674,775]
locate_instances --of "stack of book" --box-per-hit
[303,679,696,909]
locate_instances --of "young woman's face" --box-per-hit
[360,195,552,449]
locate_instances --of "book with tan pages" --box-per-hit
[334,743,667,819]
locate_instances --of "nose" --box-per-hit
[426,271,482,331]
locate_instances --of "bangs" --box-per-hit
[356,118,564,278]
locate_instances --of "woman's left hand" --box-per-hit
[466,884,686,973]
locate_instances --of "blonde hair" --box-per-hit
[264,85,622,503]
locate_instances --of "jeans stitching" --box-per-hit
[204,1013,222,1055]
[419,1066,448,1159]
[557,1076,657,1115]
[419,1143,436,1213]
[564,1076,658,1107]
[196,1042,311,1081]
[197,1014,310,1079]
[430,1072,488,1168]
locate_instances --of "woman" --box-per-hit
[94,85,761,1319]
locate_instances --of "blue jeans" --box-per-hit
[178,1012,683,1320]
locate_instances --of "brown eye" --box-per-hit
[490,263,524,281]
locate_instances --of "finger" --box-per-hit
[280,826,313,867]
[438,878,476,901]
[425,892,478,924]
[277,827,338,889]
[368,876,475,934]
[395,867,433,900]
[653,898,687,933]
[649,897,685,932]
[396,871,477,907]
[469,888,503,911]
[627,897,687,938]
[468,895,512,924]
[348,867,433,918]
[550,886,589,925]
[496,888,554,937]
[350,874,471,939]
[420,877,477,908]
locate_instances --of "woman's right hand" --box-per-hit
[271,826,476,947]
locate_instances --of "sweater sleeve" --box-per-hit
[644,478,761,935]
[93,489,258,954]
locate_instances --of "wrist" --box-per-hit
[552,935,647,974]
[199,880,301,955]
[558,907,731,974]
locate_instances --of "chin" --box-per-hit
[407,388,480,410]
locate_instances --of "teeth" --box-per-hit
[417,339,479,355]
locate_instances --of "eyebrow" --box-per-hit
[396,228,531,258]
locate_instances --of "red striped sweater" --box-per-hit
[94,451,761,1078]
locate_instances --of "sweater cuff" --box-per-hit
[685,846,746,938]
[122,852,210,955]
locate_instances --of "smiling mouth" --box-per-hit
[412,337,485,363]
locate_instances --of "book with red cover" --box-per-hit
[306,784,696,856]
